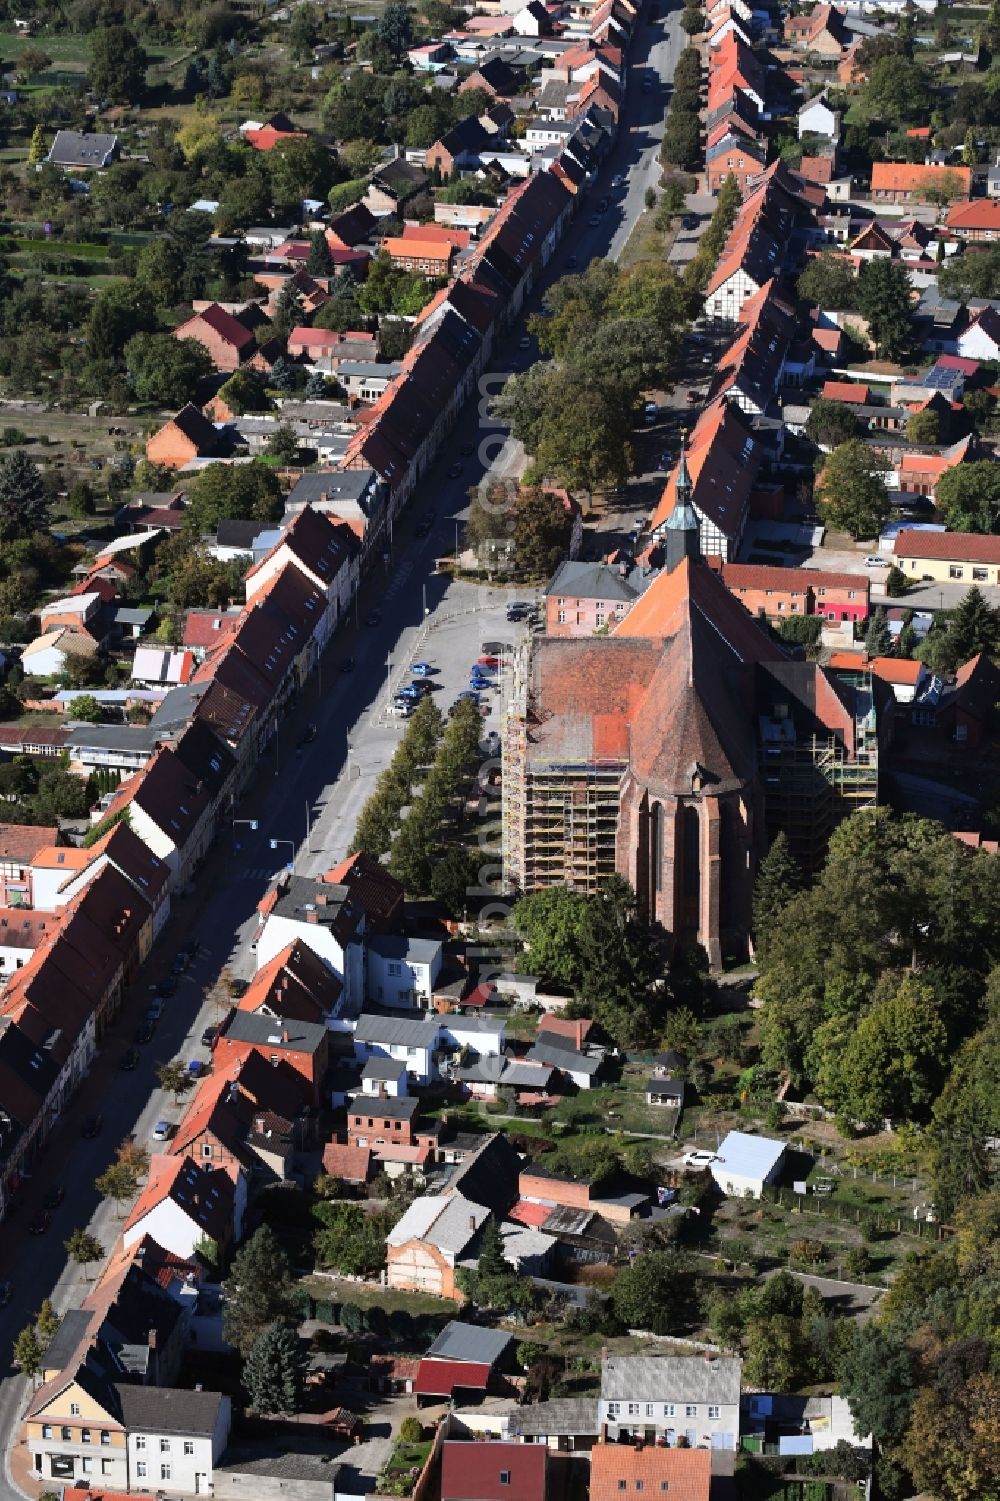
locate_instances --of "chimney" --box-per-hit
[282,1028,289,1043]
[307,910,318,924]
[148,1329,158,1350]
[469,1215,477,1230]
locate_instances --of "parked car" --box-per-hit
[518,335,531,350]
[389,701,414,718]
[28,1209,50,1236]
[397,684,422,701]
[612,173,625,188]
[229,978,248,999]
[119,1047,140,1072]
[414,516,433,538]
[187,1061,206,1080]
[478,655,500,668]
[159,976,177,997]
[147,998,163,1020]
[683,1149,717,1168]
[152,1121,173,1142]
[411,661,435,676]
[865,555,888,567]
[456,690,481,704]
[201,1026,219,1048]
[296,723,318,751]
[682,215,698,230]
[566,254,578,268]
[135,1021,154,1045]
[460,441,475,456]
[481,640,511,655]
[340,656,355,673]
[43,1185,65,1211]
[588,214,601,227]
[81,1114,103,1139]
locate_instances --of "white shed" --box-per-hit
[710,1131,786,1199]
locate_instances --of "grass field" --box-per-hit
[298,1274,455,1319]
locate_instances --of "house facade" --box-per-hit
[599,1356,742,1449]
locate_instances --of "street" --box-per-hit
[0,8,689,1493]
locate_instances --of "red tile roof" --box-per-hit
[590,1444,711,1501]
[872,656,923,685]
[894,528,1000,563]
[322,1141,372,1182]
[821,379,869,404]
[124,1154,237,1244]
[945,199,1000,231]
[414,1360,492,1397]
[871,162,971,197]
[175,303,255,352]
[441,1442,545,1501]
[182,610,240,648]
[0,825,59,863]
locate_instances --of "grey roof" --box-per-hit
[455,1054,506,1084]
[427,1320,513,1365]
[215,1437,341,1489]
[268,874,362,937]
[545,559,641,603]
[66,725,161,754]
[368,933,442,964]
[387,1191,488,1254]
[215,519,267,548]
[338,360,401,380]
[601,1356,742,1406]
[440,1013,505,1034]
[526,1040,602,1075]
[222,1010,328,1055]
[349,1093,418,1120]
[47,129,118,167]
[41,1309,92,1372]
[647,1077,685,1100]
[511,1397,599,1437]
[285,468,379,509]
[112,606,156,626]
[360,1056,407,1080]
[501,1060,554,1088]
[354,1012,440,1047]
[115,1383,225,1436]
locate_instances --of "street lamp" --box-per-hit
[231,817,258,852]
[269,838,295,872]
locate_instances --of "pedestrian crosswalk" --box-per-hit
[235,865,287,882]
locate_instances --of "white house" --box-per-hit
[957,306,1000,362]
[366,934,443,1008]
[253,872,366,1015]
[122,1157,246,1262]
[360,1056,409,1097]
[244,505,359,653]
[437,1012,507,1058]
[120,1386,231,1496]
[600,1356,742,1448]
[21,628,98,679]
[798,94,840,141]
[353,1012,440,1085]
[709,1130,786,1199]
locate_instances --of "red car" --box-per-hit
[478,655,500,667]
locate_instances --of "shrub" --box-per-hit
[789,1238,827,1267]
[399,1417,423,1443]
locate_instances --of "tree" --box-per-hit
[13,1324,42,1380]
[935,462,1000,534]
[885,565,908,598]
[679,7,704,30]
[863,55,931,123]
[87,285,157,362]
[857,260,913,360]
[307,230,333,276]
[156,1060,194,1105]
[864,606,892,658]
[805,397,859,447]
[265,425,299,464]
[939,243,1000,301]
[797,253,859,310]
[36,1299,59,1346]
[752,832,801,959]
[399,1416,423,1443]
[661,109,701,170]
[116,1138,150,1177]
[377,0,414,57]
[815,440,890,539]
[95,1161,139,1217]
[89,24,147,103]
[67,480,96,519]
[924,171,967,210]
[124,334,213,409]
[827,977,948,1124]
[27,125,46,165]
[429,845,483,918]
[184,463,283,534]
[313,1201,388,1276]
[840,1326,916,1444]
[743,1316,801,1390]
[244,1322,305,1414]
[0,451,47,542]
[610,1249,693,1335]
[65,1229,103,1281]
[67,694,105,724]
[288,2,319,60]
[218,368,271,416]
[223,1225,295,1355]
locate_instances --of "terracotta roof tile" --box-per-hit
[590,1444,711,1501]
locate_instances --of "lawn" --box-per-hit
[379,1438,434,1497]
[298,1274,455,1320]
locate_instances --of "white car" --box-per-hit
[865,555,888,567]
[683,1149,717,1168]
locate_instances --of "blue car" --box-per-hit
[398,684,422,701]
[411,661,435,677]
[456,690,481,703]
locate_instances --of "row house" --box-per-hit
[944,198,1000,241]
[599,1355,742,1449]
[709,32,767,116]
[784,3,847,54]
[707,558,871,623]
[649,398,761,560]
[0,825,59,908]
[123,1154,246,1262]
[243,505,359,653]
[704,161,817,323]
[711,280,801,415]
[870,161,972,204]
[212,1008,330,1107]
[171,1049,316,1182]
[705,124,766,194]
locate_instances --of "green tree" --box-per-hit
[218,368,271,415]
[824,976,948,1124]
[95,1161,140,1217]
[184,463,283,534]
[67,480,96,519]
[223,1225,295,1355]
[752,832,802,960]
[935,461,1000,534]
[840,1326,916,1444]
[288,2,319,60]
[399,1416,423,1443]
[124,334,213,408]
[89,24,147,103]
[244,1322,305,1414]
[377,0,414,56]
[265,424,299,464]
[27,125,46,165]
[611,1250,694,1335]
[938,243,1000,300]
[0,451,48,542]
[67,694,105,724]
[13,1324,42,1380]
[661,109,701,170]
[907,408,940,446]
[36,1299,59,1346]
[945,585,1000,664]
[513,886,589,990]
[156,1060,194,1105]
[429,845,483,918]
[65,1228,103,1281]
[307,230,333,276]
[87,284,157,361]
[743,1316,801,1389]
[797,254,859,311]
[885,565,908,598]
[857,260,913,360]
[805,397,859,447]
[313,1202,388,1276]
[863,55,931,123]
[815,439,890,539]
[864,606,892,658]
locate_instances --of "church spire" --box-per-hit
[664,448,700,573]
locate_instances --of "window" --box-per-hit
[70,1404,81,1417]
[665,1405,675,1417]
[42,1426,52,1441]
[499,1472,511,1486]
[82,1459,93,1474]
[617,1484,626,1493]
[100,1433,110,1447]
[161,1466,172,1482]
[685,1405,697,1418]
[201,1143,212,1159]
[81,1430,91,1445]
[661,1486,670,1494]
[183,1442,194,1457]
[608,1403,620,1417]
[102,1460,113,1476]
[135,1437,146,1451]
[646,1404,654,1417]
[557,610,566,624]
[137,1463,148,1481]
[61,1427,72,1442]
[627,1403,640,1416]
[637,1484,644,1493]
[973,567,988,581]
[708,1406,720,1420]
[950,565,964,579]
[388,962,402,977]
[160,1439,171,1453]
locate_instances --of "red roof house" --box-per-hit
[441,1442,546,1501]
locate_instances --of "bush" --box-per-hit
[399,1417,423,1443]
[789,1238,827,1267]
[885,565,908,597]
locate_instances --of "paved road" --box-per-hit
[0,11,688,1495]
